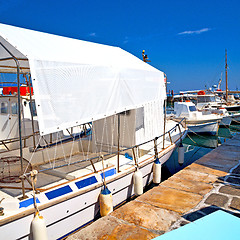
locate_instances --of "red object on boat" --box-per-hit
[216,89,222,92]
[197,90,205,95]
[3,86,33,96]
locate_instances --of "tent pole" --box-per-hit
[24,73,36,149]
[0,42,26,199]
[117,114,120,173]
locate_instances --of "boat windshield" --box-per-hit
[189,106,197,112]
[197,96,216,103]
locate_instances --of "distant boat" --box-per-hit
[172,101,221,135]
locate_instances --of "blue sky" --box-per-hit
[1,0,240,92]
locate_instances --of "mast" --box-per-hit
[225,49,228,102]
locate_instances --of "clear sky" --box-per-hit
[1,0,240,92]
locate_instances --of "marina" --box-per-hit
[0,21,240,240]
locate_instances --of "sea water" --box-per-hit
[162,124,240,178]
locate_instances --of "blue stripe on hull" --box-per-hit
[19,197,40,208]
[75,176,98,189]
[45,185,73,200]
[100,168,116,179]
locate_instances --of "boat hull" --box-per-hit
[225,105,240,111]
[0,131,187,240]
[230,112,240,125]
[220,116,232,126]
[188,121,219,135]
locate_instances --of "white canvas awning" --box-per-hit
[0,23,166,135]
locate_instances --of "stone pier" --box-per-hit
[67,134,240,240]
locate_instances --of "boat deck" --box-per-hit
[0,120,179,199]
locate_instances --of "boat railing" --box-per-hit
[0,132,40,151]
[28,118,187,176]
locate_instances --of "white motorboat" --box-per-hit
[0,23,187,240]
[173,101,222,135]
[199,106,232,126]
[174,92,235,126]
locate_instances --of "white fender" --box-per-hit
[178,142,185,165]
[31,212,48,240]
[99,186,113,216]
[133,169,143,196]
[153,158,161,184]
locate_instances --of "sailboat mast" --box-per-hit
[225,49,228,102]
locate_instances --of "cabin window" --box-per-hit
[1,102,8,114]
[189,106,197,112]
[11,102,18,114]
[29,101,37,116]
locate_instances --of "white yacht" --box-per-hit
[173,101,222,135]
[0,23,187,240]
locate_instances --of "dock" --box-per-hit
[67,134,240,240]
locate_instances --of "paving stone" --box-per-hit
[197,144,240,161]
[186,163,227,176]
[67,216,159,240]
[204,193,229,207]
[161,175,213,195]
[222,139,240,147]
[195,156,238,172]
[137,185,202,215]
[217,145,240,154]
[219,185,240,196]
[173,168,217,184]
[230,197,240,210]
[232,134,240,141]
[110,200,180,232]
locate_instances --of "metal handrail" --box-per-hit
[23,118,186,176]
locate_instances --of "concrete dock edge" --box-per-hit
[67,134,240,240]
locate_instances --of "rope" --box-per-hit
[99,117,107,154]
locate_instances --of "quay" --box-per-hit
[67,134,240,240]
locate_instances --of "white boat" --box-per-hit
[173,101,221,135]
[0,23,187,239]
[199,106,232,126]
[173,92,233,126]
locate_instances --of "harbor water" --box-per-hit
[162,124,240,178]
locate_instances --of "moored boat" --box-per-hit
[172,101,221,135]
[0,23,187,239]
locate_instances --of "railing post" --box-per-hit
[154,137,158,160]
[132,147,138,168]
[168,131,173,145]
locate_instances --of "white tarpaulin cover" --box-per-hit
[0,23,166,135]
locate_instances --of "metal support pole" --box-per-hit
[132,147,138,168]
[168,132,173,144]
[25,73,36,149]
[225,49,228,102]
[154,137,158,160]
[0,42,26,199]
[117,114,120,173]
[163,99,167,149]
